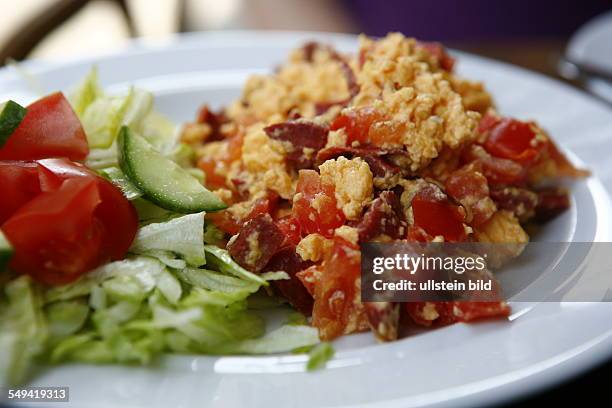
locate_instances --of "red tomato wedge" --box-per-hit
[0,93,89,161]
[1,159,138,285]
[0,161,41,224]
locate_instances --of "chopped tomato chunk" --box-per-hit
[312,237,364,340]
[463,145,526,186]
[445,164,496,226]
[330,107,384,145]
[296,264,323,296]
[483,118,545,165]
[409,184,466,242]
[293,170,345,238]
[0,93,88,161]
[197,158,227,189]
[368,120,405,146]
[225,133,244,163]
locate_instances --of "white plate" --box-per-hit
[2,31,612,408]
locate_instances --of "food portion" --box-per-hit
[0,33,587,384]
[184,33,587,340]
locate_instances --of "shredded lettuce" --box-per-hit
[218,324,319,354]
[130,213,206,266]
[46,299,89,341]
[0,277,48,386]
[176,267,260,294]
[204,245,268,286]
[69,67,103,116]
[306,342,335,371]
[81,87,153,150]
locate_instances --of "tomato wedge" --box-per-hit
[0,161,41,224]
[0,93,89,161]
[1,159,138,285]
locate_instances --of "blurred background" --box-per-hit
[0,0,610,83]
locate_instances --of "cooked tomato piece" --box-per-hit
[0,93,88,161]
[296,264,322,296]
[445,164,496,226]
[207,211,241,235]
[293,170,345,238]
[410,184,466,242]
[483,118,544,165]
[312,237,364,340]
[1,159,138,285]
[463,145,526,186]
[225,133,243,163]
[330,107,384,145]
[250,194,279,218]
[197,158,227,189]
[368,120,405,146]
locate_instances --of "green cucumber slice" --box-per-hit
[0,100,27,147]
[99,166,143,200]
[0,230,14,271]
[117,126,227,213]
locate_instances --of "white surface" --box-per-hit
[566,10,612,103]
[2,31,612,408]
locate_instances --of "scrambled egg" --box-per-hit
[319,157,374,220]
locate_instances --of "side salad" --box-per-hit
[0,70,322,386]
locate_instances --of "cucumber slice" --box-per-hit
[117,126,227,213]
[0,100,27,147]
[99,166,143,200]
[0,230,14,271]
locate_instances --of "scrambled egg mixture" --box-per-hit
[181,33,586,341]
